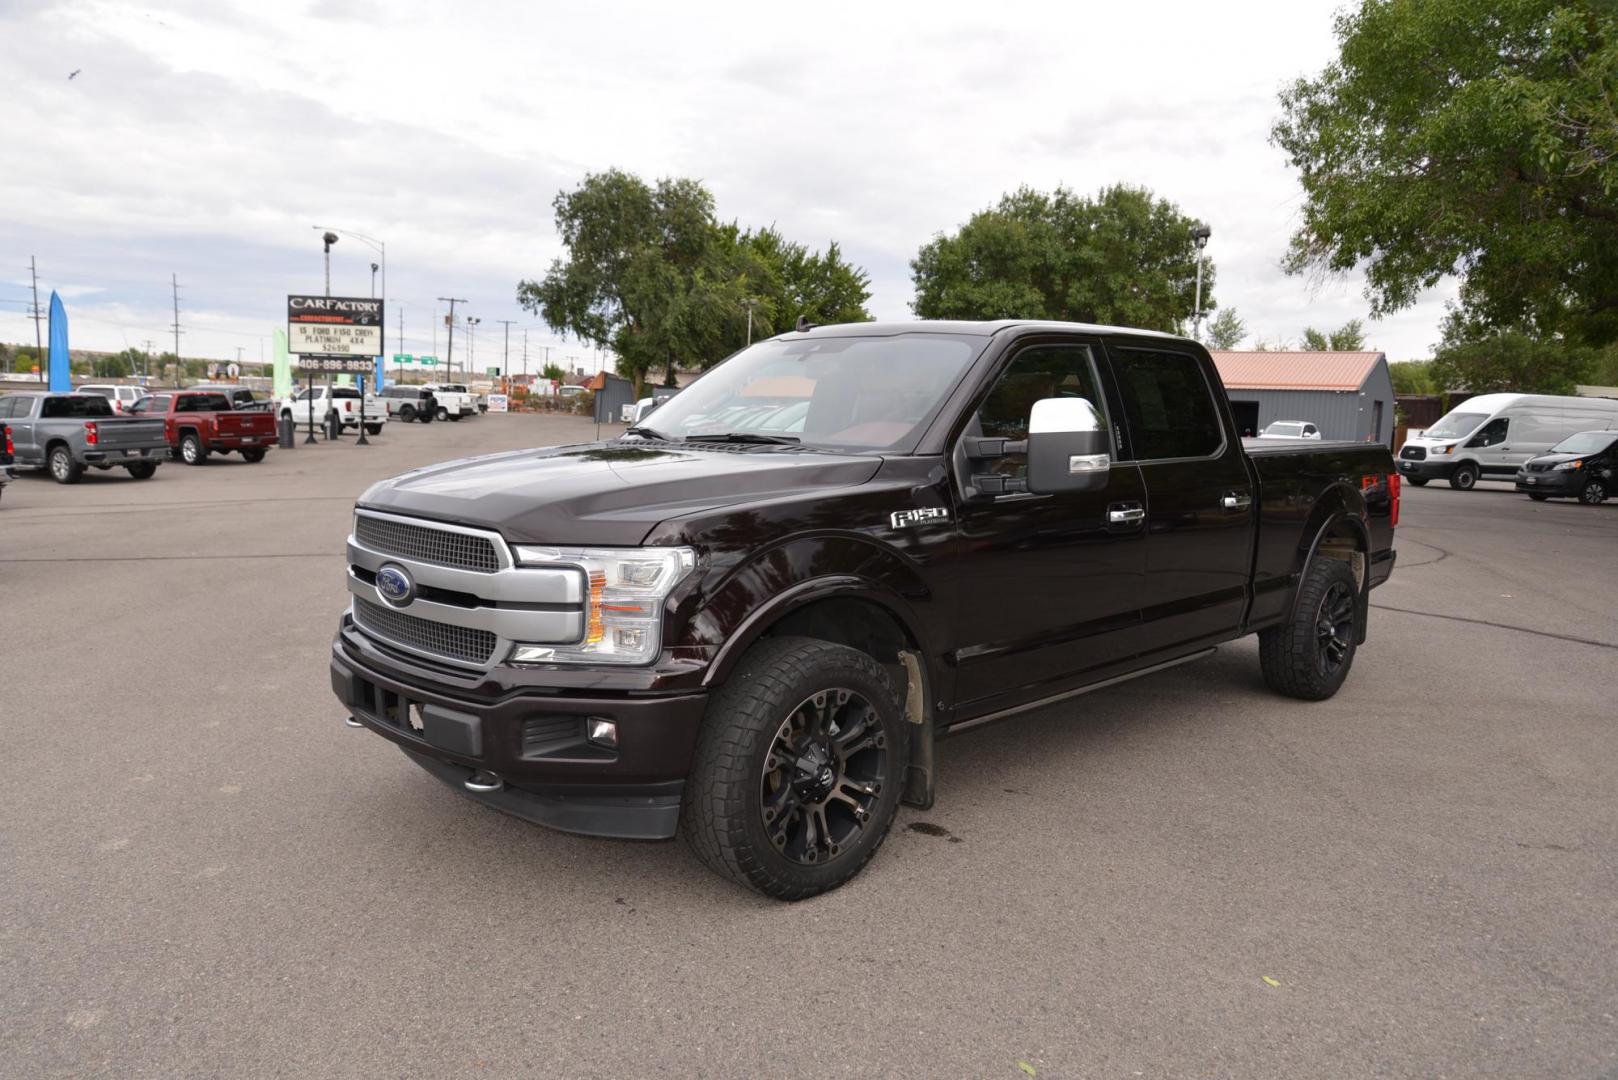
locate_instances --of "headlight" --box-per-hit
[1429,444,1454,456]
[1553,459,1583,471]
[507,545,696,665]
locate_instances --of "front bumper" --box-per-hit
[1396,456,1455,481]
[1515,470,1584,494]
[330,632,708,840]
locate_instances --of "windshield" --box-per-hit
[631,333,982,452]
[1424,410,1488,440]
[1263,422,1305,436]
[43,395,115,418]
[1550,431,1618,455]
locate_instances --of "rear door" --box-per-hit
[1105,343,1256,659]
[1,397,37,464]
[949,336,1148,713]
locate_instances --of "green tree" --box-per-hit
[540,362,566,382]
[1274,0,1618,345]
[518,169,873,394]
[1300,319,1367,351]
[910,184,1213,332]
[1388,360,1440,395]
[1429,330,1593,394]
[1205,307,1247,349]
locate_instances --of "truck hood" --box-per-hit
[357,441,884,546]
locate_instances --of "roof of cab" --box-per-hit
[770,319,1186,342]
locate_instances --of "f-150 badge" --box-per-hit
[890,507,949,529]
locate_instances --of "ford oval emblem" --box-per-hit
[376,564,416,607]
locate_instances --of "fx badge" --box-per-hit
[890,507,950,530]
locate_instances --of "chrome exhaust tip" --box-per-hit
[343,715,364,729]
[464,771,503,793]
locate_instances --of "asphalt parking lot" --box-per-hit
[3,417,1615,1079]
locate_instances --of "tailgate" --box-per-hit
[96,418,170,449]
[217,413,275,436]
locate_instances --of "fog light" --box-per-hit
[587,717,618,749]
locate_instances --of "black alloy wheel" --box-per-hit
[1581,478,1608,505]
[1314,580,1356,679]
[760,688,889,867]
[682,635,907,900]
[1258,556,1360,701]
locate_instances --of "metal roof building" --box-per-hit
[1210,350,1395,445]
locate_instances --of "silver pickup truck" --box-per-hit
[0,391,170,484]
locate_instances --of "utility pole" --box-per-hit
[522,328,528,381]
[438,297,466,381]
[171,274,183,385]
[143,339,156,379]
[497,319,514,380]
[29,256,45,381]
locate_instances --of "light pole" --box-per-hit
[369,262,378,299]
[313,224,387,406]
[741,297,758,345]
[1189,223,1211,341]
[467,316,481,380]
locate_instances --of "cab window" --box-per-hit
[973,344,1105,479]
[1111,349,1224,460]
[1468,418,1509,447]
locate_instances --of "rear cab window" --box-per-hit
[42,396,115,419]
[1110,348,1224,460]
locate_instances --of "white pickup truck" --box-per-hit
[421,383,476,421]
[278,386,387,435]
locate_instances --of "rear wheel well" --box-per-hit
[1314,519,1368,592]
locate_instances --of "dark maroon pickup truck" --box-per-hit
[131,391,278,465]
[330,319,1399,899]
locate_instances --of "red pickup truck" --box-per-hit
[130,391,278,465]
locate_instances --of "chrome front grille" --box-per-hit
[354,514,500,573]
[354,599,497,666]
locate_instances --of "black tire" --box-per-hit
[435,406,449,421]
[364,424,382,436]
[682,636,907,901]
[449,414,463,422]
[179,432,206,466]
[1527,492,1549,501]
[1448,463,1479,490]
[1580,477,1608,505]
[280,410,293,424]
[1258,557,1360,701]
[399,405,416,422]
[419,411,434,424]
[125,462,158,479]
[49,445,82,485]
[1406,477,1428,487]
[240,449,266,463]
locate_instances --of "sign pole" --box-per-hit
[302,360,318,444]
[356,371,370,446]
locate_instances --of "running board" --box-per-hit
[948,648,1217,734]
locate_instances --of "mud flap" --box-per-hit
[898,650,934,809]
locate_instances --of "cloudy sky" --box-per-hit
[0,0,1456,370]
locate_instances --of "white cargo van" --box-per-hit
[1397,393,1618,489]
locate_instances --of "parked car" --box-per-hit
[557,385,589,400]
[130,390,278,465]
[187,384,274,412]
[1398,393,1618,489]
[1257,420,1322,440]
[0,417,13,504]
[332,319,1399,899]
[623,387,681,424]
[420,383,475,421]
[0,391,168,484]
[1514,429,1617,504]
[378,385,439,423]
[279,386,387,435]
[76,384,150,414]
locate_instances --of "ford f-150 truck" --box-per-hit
[331,320,1399,899]
[0,391,169,484]
[130,390,278,464]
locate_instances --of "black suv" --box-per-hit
[1516,430,1618,504]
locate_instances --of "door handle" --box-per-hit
[1108,504,1146,526]
[1221,492,1252,511]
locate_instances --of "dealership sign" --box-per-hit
[287,295,384,358]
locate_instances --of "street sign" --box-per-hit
[418,355,438,366]
[487,367,500,376]
[393,353,414,364]
[287,295,384,358]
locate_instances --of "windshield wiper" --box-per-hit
[623,425,672,441]
[683,431,801,445]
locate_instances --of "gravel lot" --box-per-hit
[3,415,1615,1079]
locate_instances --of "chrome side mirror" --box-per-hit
[1026,397,1111,495]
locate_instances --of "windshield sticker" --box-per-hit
[890,507,949,529]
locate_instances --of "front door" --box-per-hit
[949,340,1147,715]
[1106,345,1256,658]
[1465,416,1517,475]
